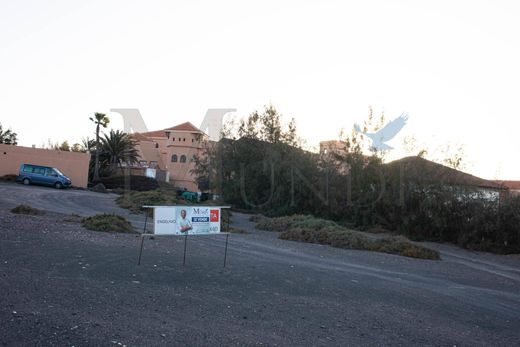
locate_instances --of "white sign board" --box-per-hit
[152,206,222,235]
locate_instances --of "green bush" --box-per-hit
[82,214,136,233]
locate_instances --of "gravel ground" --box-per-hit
[1,182,520,346]
[0,182,149,231]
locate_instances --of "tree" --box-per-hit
[81,137,96,153]
[101,130,139,173]
[341,105,387,158]
[237,104,299,146]
[58,141,70,151]
[402,135,428,158]
[0,123,18,145]
[89,112,110,182]
[71,143,84,152]
[440,143,466,171]
[193,104,309,212]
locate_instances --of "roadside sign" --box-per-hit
[138,205,232,267]
[150,206,225,235]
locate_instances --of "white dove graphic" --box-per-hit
[354,113,408,150]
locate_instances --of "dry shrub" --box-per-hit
[11,204,44,216]
[82,214,136,233]
[268,215,440,260]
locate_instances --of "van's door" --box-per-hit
[32,166,47,184]
[45,168,59,185]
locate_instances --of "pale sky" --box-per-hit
[1,0,519,179]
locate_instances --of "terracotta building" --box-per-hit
[132,122,209,191]
[319,140,349,156]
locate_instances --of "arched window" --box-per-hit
[180,155,187,163]
[171,154,178,162]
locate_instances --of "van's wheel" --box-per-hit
[54,182,63,189]
[23,178,30,185]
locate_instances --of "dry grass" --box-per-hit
[81,214,136,233]
[255,215,440,260]
[10,204,45,216]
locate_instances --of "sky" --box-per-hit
[1,0,519,180]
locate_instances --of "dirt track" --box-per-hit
[1,182,519,346]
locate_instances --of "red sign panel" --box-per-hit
[210,209,220,222]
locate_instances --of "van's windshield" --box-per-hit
[53,168,63,176]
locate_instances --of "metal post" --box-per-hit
[143,211,148,233]
[223,233,229,267]
[137,235,145,265]
[182,232,188,266]
[227,211,230,232]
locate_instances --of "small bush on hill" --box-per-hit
[82,214,136,233]
[11,204,44,215]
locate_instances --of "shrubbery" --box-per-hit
[378,187,520,254]
[255,214,440,260]
[0,174,18,182]
[116,190,177,213]
[81,214,136,233]
[10,204,44,215]
[100,175,159,191]
[193,106,520,255]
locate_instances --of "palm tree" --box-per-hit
[101,130,139,173]
[89,113,110,182]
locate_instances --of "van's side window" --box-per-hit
[47,169,58,177]
[34,167,45,175]
[23,166,34,173]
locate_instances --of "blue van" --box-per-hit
[17,164,72,189]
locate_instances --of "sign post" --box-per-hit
[137,205,231,266]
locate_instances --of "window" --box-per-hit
[149,161,157,168]
[180,155,187,163]
[33,167,46,175]
[139,160,148,167]
[183,138,186,142]
[155,143,159,148]
[46,169,58,177]
[171,154,178,162]
[23,165,34,173]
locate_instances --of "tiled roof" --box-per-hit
[166,122,202,132]
[140,122,203,138]
[495,180,520,190]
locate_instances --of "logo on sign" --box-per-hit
[210,210,219,222]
